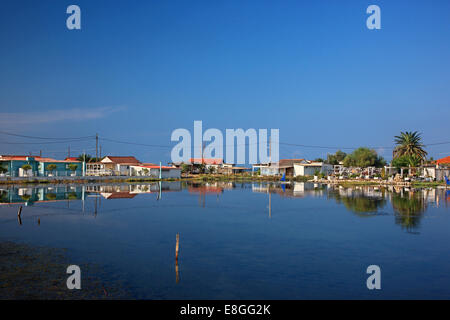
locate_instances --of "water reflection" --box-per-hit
[1,181,448,233]
[327,186,387,216]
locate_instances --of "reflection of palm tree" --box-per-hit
[391,192,426,232]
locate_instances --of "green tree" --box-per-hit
[343,147,385,168]
[47,164,57,174]
[21,164,32,171]
[181,164,191,174]
[68,164,78,172]
[391,155,421,168]
[327,150,347,165]
[0,165,7,174]
[393,131,427,161]
[77,154,91,162]
[76,154,101,162]
[208,166,216,174]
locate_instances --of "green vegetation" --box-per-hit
[391,154,421,168]
[67,192,78,200]
[343,147,386,168]
[0,165,7,174]
[20,194,31,202]
[76,154,102,162]
[391,192,426,232]
[47,164,57,174]
[21,164,32,171]
[393,131,427,161]
[68,164,78,172]
[326,150,347,165]
[330,192,386,215]
[208,166,216,174]
[181,164,191,174]
[45,193,57,200]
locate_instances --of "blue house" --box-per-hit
[0,155,82,177]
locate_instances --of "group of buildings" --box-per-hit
[0,155,181,179]
[1,153,450,181]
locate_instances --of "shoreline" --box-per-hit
[0,174,447,188]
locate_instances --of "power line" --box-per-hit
[100,137,173,148]
[0,137,93,145]
[0,130,95,140]
[1,129,449,152]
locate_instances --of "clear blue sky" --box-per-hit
[1,0,449,163]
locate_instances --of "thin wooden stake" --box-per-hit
[17,206,22,217]
[175,233,180,262]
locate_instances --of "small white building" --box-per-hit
[130,165,181,179]
[293,162,333,177]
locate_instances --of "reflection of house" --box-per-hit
[85,182,182,198]
[0,155,82,177]
[0,186,83,205]
[100,192,137,199]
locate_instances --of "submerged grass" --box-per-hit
[0,242,132,299]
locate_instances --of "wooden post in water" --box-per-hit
[17,206,22,225]
[175,233,180,283]
[175,233,180,262]
[37,218,40,225]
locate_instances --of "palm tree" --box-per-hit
[393,131,427,161]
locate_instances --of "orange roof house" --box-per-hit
[189,158,223,165]
[101,156,141,164]
[436,156,450,165]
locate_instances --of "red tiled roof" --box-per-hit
[278,159,306,167]
[138,165,180,170]
[436,156,450,165]
[102,156,140,164]
[0,155,80,163]
[64,157,79,161]
[141,163,158,166]
[102,192,137,199]
[189,158,223,165]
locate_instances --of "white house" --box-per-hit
[130,165,181,179]
[293,162,333,177]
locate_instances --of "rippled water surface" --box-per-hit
[1,182,449,299]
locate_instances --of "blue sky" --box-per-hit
[0,0,449,163]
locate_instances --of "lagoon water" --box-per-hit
[1,181,450,299]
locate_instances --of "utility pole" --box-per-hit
[269,132,272,164]
[39,150,42,157]
[202,142,205,164]
[96,133,99,161]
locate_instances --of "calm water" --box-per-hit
[1,181,450,299]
